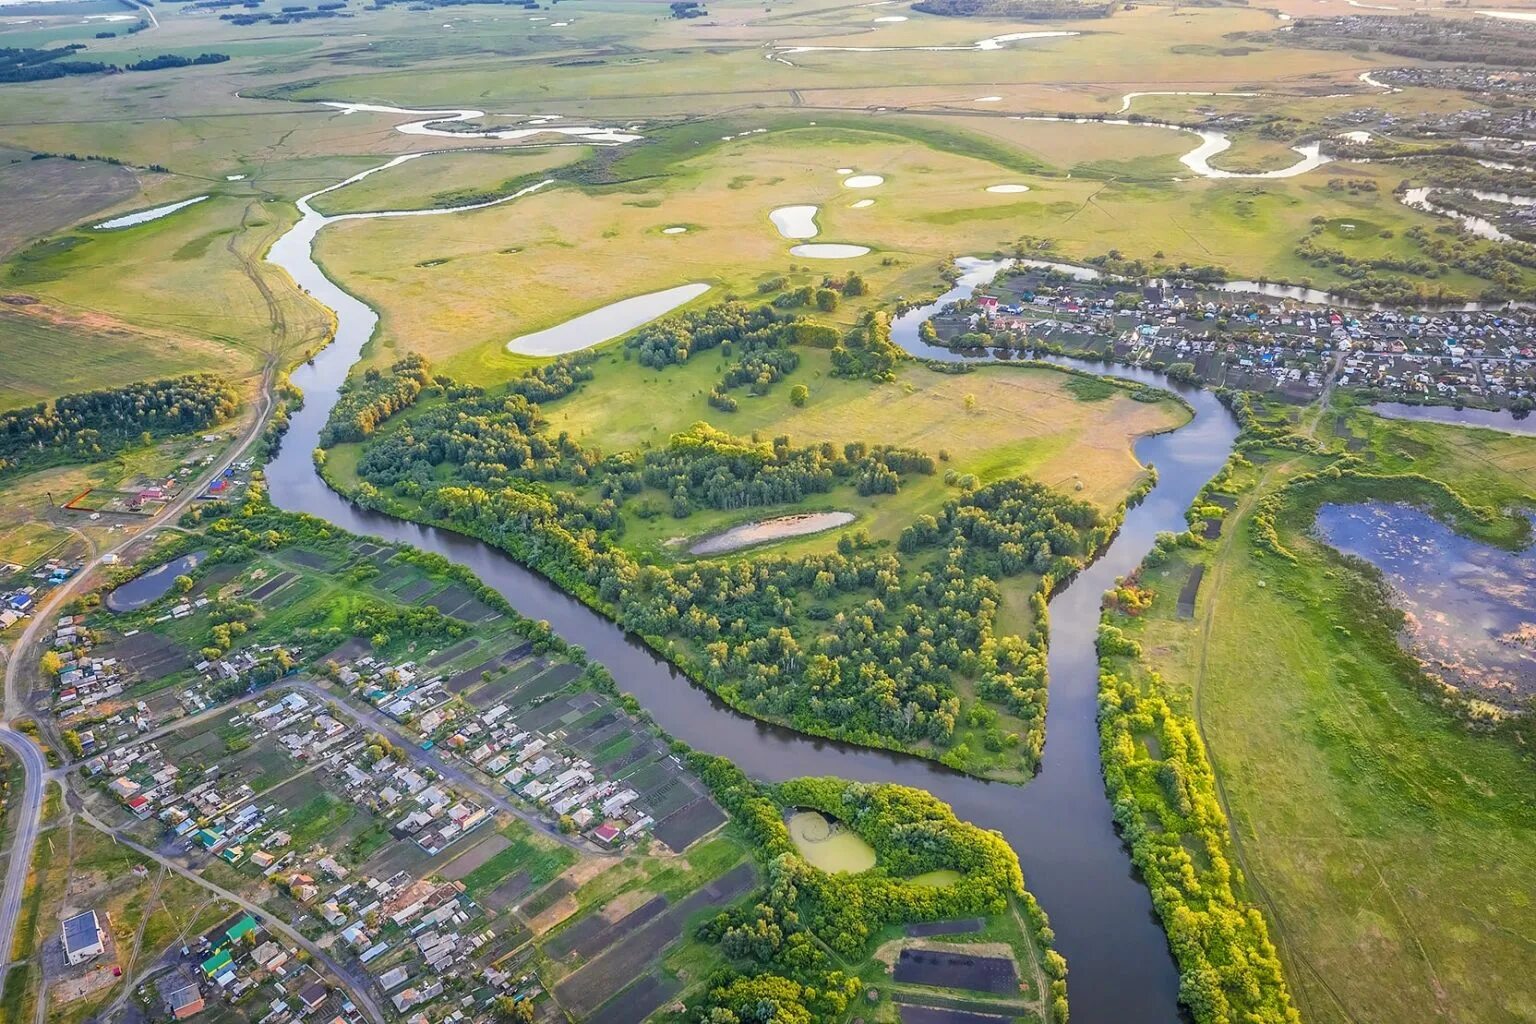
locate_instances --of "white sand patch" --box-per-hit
[1479,8,1536,19]
[790,243,870,258]
[975,95,1002,102]
[226,174,245,180]
[842,174,883,188]
[850,198,875,208]
[986,184,1030,193]
[663,226,688,234]
[1337,130,1372,143]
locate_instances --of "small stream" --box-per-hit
[262,151,1241,1023]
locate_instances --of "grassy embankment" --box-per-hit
[1101,393,1536,1024]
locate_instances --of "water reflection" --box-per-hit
[1316,502,1536,704]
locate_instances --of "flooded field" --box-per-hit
[1315,502,1536,704]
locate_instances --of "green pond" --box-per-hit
[909,869,961,887]
[787,810,876,874]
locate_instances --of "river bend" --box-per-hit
[263,164,1239,1024]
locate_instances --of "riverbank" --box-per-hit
[262,154,1213,1021]
[1101,390,1536,1024]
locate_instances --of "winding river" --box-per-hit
[263,157,1240,1024]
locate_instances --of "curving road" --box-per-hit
[0,361,298,1005]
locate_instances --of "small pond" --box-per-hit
[688,511,855,555]
[94,195,209,230]
[769,205,819,239]
[105,551,206,612]
[1315,503,1536,703]
[505,282,709,355]
[788,809,877,874]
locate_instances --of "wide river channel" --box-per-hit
[264,188,1238,1020]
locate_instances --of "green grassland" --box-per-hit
[0,305,240,412]
[1102,400,1536,1024]
[310,122,1524,385]
[309,147,589,216]
[1,0,1530,413]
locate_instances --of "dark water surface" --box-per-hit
[104,551,205,612]
[1371,402,1536,438]
[266,232,1242,1020]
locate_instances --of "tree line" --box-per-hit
[0,46,228,83]
[0,373,237,479]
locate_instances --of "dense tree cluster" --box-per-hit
[685,759,1068,1022]
[319,354,434,445]
[0,46,109,83]
[636,424,934,516]
[356,388,589,492]
[504,354,594,403]
[0,374,237,478]
[830,310,904,380]
[123,52,229,71]
[627,302,798,369]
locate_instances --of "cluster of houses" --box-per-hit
[174,913,346,1021]
[343,876,525,1017]
[331,751,491,857]
[340,653,654,848]
[0,558,80,630]
[965,277,1536,407]
[51,614,128,721]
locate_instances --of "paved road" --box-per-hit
[0,363,279,997]
[0,681,49,985]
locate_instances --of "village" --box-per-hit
[22,520,738,1024]
[942,270,1536,409]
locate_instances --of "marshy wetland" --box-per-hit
[1316,502,1536,705]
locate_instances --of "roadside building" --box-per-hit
[62,909,106,966]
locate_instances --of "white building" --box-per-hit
[62,909,106,966]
